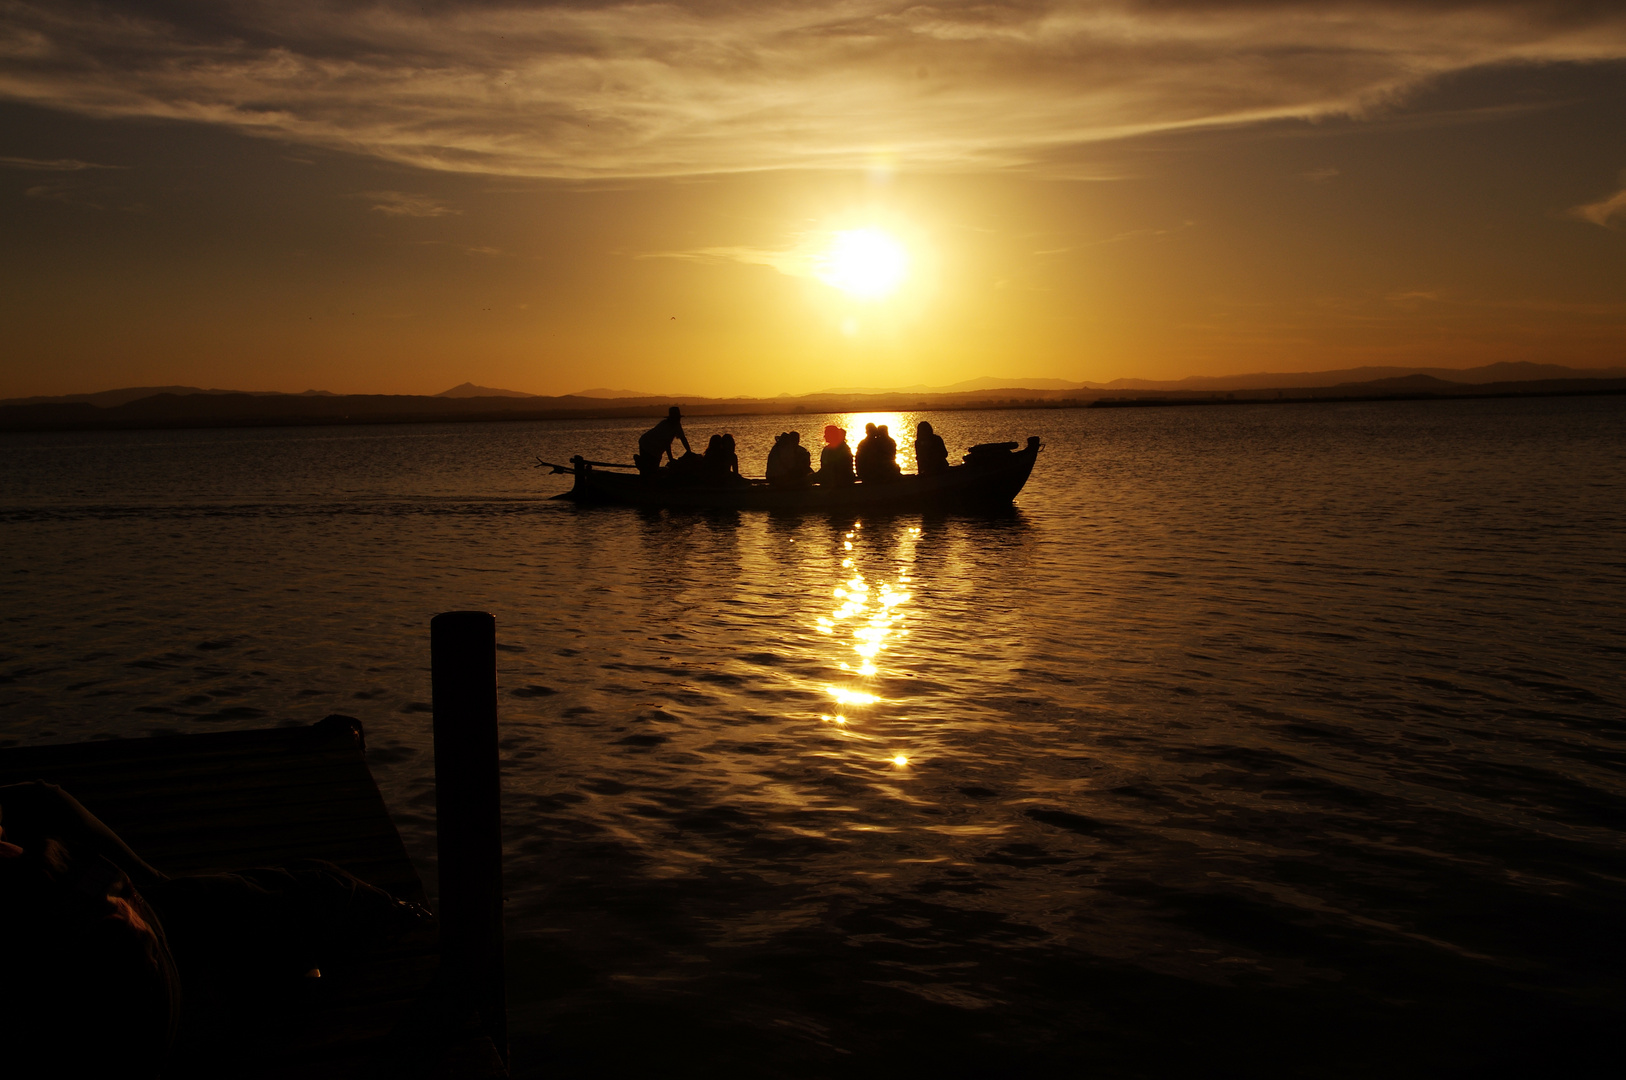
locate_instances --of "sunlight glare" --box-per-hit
[828,686,880,706]
[817,229,908,299]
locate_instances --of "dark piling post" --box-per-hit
[431,610,506,1063]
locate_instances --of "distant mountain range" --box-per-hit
[436,382,538,399]
[820,377,1087,394]
[3,362,1622,432]
[9,363,1621,409]
[566,387,663,399]
[0,385,338,408]
[438,383,659,399]
[821,362,1626,395]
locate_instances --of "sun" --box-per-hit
[815,228,908,299]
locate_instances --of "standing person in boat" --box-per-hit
[914,420,949,477]
[635,406,692,476]
[816,425,854,486]
[766,431,814,489]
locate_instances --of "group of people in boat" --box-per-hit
[634,406,952,489]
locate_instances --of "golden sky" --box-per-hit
[3,1,1625,397]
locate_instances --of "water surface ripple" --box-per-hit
[2,398,1623,1076]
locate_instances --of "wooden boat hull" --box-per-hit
[554,437,1041,512]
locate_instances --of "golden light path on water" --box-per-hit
[815,520,922,772]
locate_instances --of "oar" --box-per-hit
[533,456,638,472]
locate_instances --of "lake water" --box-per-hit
[2,397,1623,1076]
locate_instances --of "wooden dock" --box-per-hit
[0,715,487,1078]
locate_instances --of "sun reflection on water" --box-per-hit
[813,524,924,767]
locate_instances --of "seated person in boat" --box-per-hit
[816,425,854,485]
[877,424,899,470]
[914,421,950,477]
[855,423,901,483]
[765,431,814,489]
[853,423,878,479]
[635,406,691,475]
[704,433,745,485]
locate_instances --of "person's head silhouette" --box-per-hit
[668,406,681,419]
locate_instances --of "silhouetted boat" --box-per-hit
[541,436,1041,511]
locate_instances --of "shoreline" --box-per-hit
[2,377,1622,434]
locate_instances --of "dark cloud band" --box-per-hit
[3,1,1624,177]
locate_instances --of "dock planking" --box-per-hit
[0,716,442,1077]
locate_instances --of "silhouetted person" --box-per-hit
[856,423,900,483]
[915,420,949,477]
[704,433,743,485]
[877,425,898,472]
[766,431,813,489]
[636,406,691,475]
[816,425,854,486]
[854,423,880,482]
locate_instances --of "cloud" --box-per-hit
[642,242,815,279]
[1570,187,1626,227]
[1301,167,1340,183]
[0,155,123,170]
[411,239,504,256]
[1094,221,1195,244]
[1,2,1624,178]
[23,182,73,201]
[361,190,459,217]
[20,179,140,210]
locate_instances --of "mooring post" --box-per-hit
[431,610,507,1063]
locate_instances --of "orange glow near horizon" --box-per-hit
[3,5,1624,400]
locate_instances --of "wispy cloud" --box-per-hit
[21,179,141,211]
[1,3,1624,178]
[1570,187,1626,227]
[361,191,459,217]
[24,182,74,202]
[0,154,123,170]
[1301,167,1340,183]
[642,243,815,279]
[410,239,504,256]
[1094,221,1195,245]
